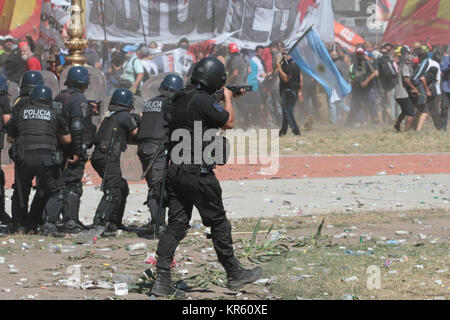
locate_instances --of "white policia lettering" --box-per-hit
[23,109,51,121]
[143,100,163,113]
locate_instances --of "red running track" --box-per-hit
[2,153,450,188]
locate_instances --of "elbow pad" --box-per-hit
[70,118,84,156]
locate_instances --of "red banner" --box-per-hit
[382,0,450,46]
[334,22,366,53]
[0,0,43,40]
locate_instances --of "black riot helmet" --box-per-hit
[110,88,134,110]
[30,85,53,107]
[190,57,227,94]
[20,71,44,96]
[159,74,184,96]
[64,66,90,89]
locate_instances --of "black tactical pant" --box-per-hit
[137,141,166,227]
[42,154,88,225]
[441,93,449,131]
[156,164,236,270]
[91,149,129,226]
[11,150,64,229]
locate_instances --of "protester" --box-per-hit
[19,42,42,71]
[119,44,144,96]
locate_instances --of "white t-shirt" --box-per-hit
[251,56,266,83]
[142,59,159,76]
[428,59,441,96]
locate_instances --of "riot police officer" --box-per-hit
[49,66,96,234]
[151,58,262,298]
[7,86,70,236]
[12,71,48,233]
[91,88,138,236]
[137,74,184,237]
[13,71,45,116]
[0,75,12,226]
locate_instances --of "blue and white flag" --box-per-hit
[290,29,352,100]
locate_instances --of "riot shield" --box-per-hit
[59,65,106,138]
[2,81,20,165]
[98,94,144,182]
[7,81,19,108]
[59,65,107,118]
[140,72,184,101]
[40,71,60,98]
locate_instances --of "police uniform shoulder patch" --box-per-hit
[213,102,224,112]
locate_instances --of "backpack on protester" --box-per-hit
[378,55,398,80]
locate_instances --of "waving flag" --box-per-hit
[290,28,351,100]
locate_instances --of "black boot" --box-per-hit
[40,222,63,237]
[225,260,263,291]
[151,268,185,298]
[64,220,86,235]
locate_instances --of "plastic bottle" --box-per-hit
[48,244,77,254]
[125,243,147,251]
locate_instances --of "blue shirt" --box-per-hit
[441,56,450,93]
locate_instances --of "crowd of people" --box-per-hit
[1,34,448,133]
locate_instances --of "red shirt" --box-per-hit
[261,47,273,73]
[26,57,42,71]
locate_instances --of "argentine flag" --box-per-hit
[290,29,352,100]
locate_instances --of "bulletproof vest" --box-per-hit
[94,111,128,154]
[15,101,59,150]
[138,95,169,143]
[169,88,211,166]
[12,95,29,117]
[54,88,94,145]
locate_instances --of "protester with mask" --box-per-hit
[346,48,379,126]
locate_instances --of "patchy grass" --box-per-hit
[263,243,449,300]
[279,123,449,155]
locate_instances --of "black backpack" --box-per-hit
[379,55,398,80]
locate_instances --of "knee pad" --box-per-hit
[94,190,117,225]
[165,221,189,242]
[63,190,81,222]
[44,192,65,223]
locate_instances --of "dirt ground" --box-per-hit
[0,209,448,300]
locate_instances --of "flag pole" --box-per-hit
[288,24,315,55]
[137,0,147,45]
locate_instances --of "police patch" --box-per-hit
[213,102,224,112]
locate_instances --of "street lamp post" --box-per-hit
[64,0,87,67]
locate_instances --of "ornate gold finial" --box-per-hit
[64,0,88,67]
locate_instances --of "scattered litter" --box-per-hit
[414,265,424,269]
[341,276,358,283]
[289,275,314,281]
[345,250,374,256]
[0,257,5,264]
[80,280,113,290]
[388,270,398,274]
[177,281,189,290]
[384,259,392,268]
[2,288,11,293]
[126,243,147,251]
[114,283,128,296]
[113,274,136,285]
[418,233,427,240]
[385,239,407,245]
[21,243,29,251]
[177,269,189,275]
[413,219,422,225]
[436,269,447,274]
[377,171,386,175]
[395,231,409,235]
[9,269,19,274]
[435,280,443,286]
[8,239,15,244]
